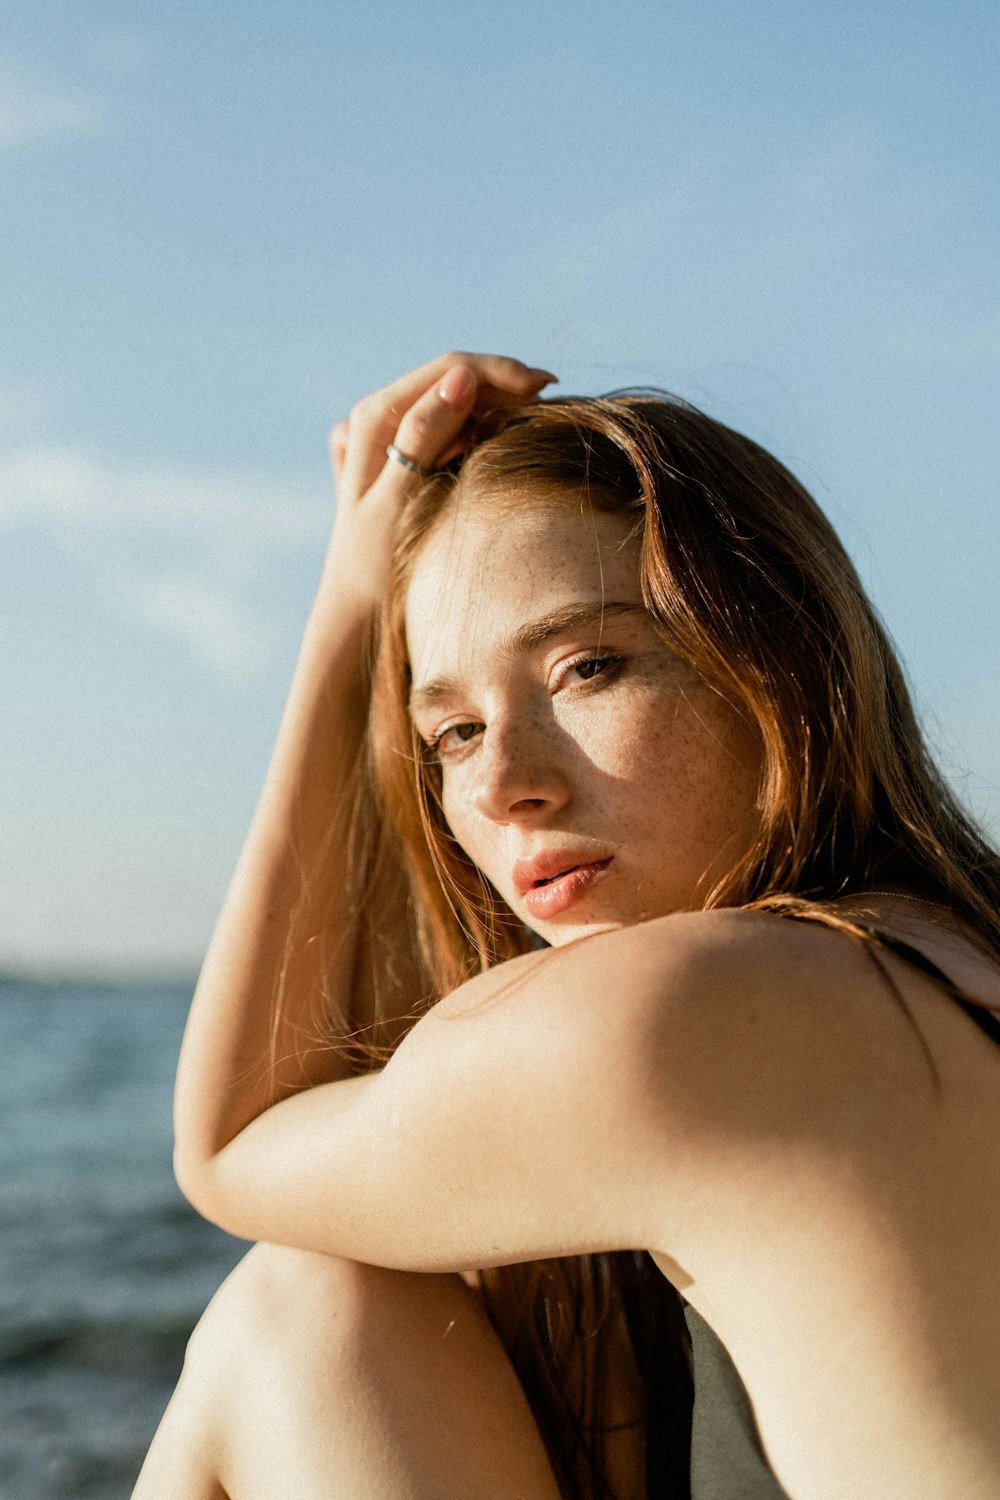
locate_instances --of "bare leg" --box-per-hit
[132,1242,562,1500]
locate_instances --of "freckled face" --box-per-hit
[404,496,761,945]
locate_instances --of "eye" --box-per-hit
[426,720,484,761]
[561,653,622,686]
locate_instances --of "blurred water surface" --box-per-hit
[0,979,244,1499]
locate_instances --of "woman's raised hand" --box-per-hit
[324,354,556,613]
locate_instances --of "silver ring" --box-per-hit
[385,443,431,478]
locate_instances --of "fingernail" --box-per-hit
[439,364,475,406]
[528,368,558,384]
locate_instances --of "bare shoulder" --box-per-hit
[428,904,965,1205]
[435,904,962,1121]
[605,904,993,1134]
[592,904,1000,1269]
[577,901,989,1076]
[532,906,1000,1218]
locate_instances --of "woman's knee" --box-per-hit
[175,1246,561,1499]
[182,1242,476,1391]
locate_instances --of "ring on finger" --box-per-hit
[385,443,432,478]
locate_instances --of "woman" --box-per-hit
[134,353,1000,1499]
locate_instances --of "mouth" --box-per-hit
[513,854,614,920]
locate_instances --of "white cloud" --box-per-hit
[139,576,273,681]
[0,441,330,681]
[0,446,104,519]
[0,443,328,549]
[0,62,98,150]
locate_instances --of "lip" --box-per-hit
[512,851,614,921]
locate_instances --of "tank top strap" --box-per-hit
[856,922,1000,1047]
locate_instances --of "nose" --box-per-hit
[467,713,570,825]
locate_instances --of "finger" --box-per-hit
[372,363,479,498]
[432,378,555,468]
[342,355,555,501]
[371,354,555,428]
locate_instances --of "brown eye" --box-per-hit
[573,655,617,681]
[428,720,485,760]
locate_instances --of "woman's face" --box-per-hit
[404,493,761,946]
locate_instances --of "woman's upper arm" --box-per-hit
[177,911,933,1269]
[178,920,684,1262]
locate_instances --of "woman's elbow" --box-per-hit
[174,1143,225,1228]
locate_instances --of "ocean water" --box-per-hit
[0,979,245,1499]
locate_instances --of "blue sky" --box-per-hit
[2,0,998,973]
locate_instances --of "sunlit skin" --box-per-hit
[405,495,763,946]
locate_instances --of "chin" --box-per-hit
[537,916,630,948]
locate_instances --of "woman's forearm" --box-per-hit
[172,355,554,1181]
[174,572,381,1167]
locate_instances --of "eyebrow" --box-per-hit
[408,600,645,714]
